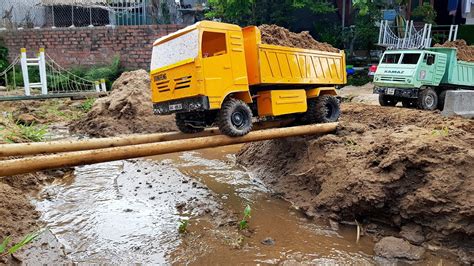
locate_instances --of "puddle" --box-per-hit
[31,144,441,264]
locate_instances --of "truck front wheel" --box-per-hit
[302,95,340,123]
[378,94,398,106]
[417,88,438,110]
[217,98,253,137]
[176,112,206,134]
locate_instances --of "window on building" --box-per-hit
[401,53,421,64]
[201,32,227,58]
[381,53,401,64]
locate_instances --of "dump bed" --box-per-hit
[429,47,474,87]
[242,26,346,86]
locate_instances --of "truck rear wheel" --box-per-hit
[302,95,340,123]
[217,98,253,137]
[417,88,438,110]
[378,94,398,106]
[176,112,205,134]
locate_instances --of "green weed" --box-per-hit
[431,126,449,137]
[79,98,95,112]
[0,230,43,257]
[238,205,252,230]
[178,219,189,234]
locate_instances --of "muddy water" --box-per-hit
[33,145,377,264]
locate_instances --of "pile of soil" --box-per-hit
[434,39,474,62]
[69,70,176,137]
[0,168,67,264]
[237,103,473,263]
[258,24,339,53]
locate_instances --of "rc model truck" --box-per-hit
[150,21,346,136]
[373,47,474,110]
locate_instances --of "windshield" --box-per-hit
[381,53,401,64]
[401,53,421,64]
[150,29,199,71]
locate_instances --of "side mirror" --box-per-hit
[427,55,435,65]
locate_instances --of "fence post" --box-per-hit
[95,81,100,92]
[100,79,106,92]
[20,48,31,96]
[38,48,48,95]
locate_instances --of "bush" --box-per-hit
[347,70,372,86]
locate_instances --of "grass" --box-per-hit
[0,230,43,258]
[0,114,48,143]
[178,219,189,234]
[79,98,95,112]
[238,205,252,230]
[431,126,449,137]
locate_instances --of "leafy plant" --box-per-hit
[0,230,43,257]
[411,3,437,24]
[431,126,449,137]
[79,98,95,112]
[3,118,48,143]
[178,219,189,234]
[238,204,252,230]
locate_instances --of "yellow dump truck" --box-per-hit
[150,21,346,136]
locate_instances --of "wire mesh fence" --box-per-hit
[0,0,208,30]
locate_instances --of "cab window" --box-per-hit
[201,32,227,58]
[423,53,436,65]
[401,53,421,64]
[381,53,401,64]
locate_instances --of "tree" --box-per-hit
[205,0,335,26]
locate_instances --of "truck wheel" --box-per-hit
[417,88,438,110]
[176,112,205,134]
[378,94,397,106]
[303,95,340,123]
[402,99,416,108]
[438,90,448,111]
[217,98,253,137]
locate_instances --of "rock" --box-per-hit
[374,236,425,261]
[400,224,425,245]
[261,237,275,246]
[15,113,41,125]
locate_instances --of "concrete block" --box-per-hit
[441,90,474,118]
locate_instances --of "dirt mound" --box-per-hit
[237,103,474,263]
[258,24,339,53]
[69,70,176,137]
[434,39,474,62]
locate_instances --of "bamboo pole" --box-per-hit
[0,123,337,177]
[0,120,293,157]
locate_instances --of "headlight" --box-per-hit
[407,79,412,83]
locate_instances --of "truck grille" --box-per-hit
[380,76,406,82]
[154,75,192,92]
[154,80,170,92]
[174,76,192,90]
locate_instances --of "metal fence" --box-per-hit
[0,0,208,30]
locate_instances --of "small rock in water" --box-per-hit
[261,237,275,246]
[374,236,425,261]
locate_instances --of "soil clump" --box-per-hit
[237,103,474,263]
[258,24,339,53]
[434,39,474,62]
[69,70,176,137]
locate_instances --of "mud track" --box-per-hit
[237,103,474,263]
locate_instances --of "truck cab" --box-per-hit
[373,50,447,109]
[150,21,251,116]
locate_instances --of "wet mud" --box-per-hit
[13,145,428,264]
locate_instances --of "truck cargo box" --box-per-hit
[243,26,346,86]
[429,47,474,87]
